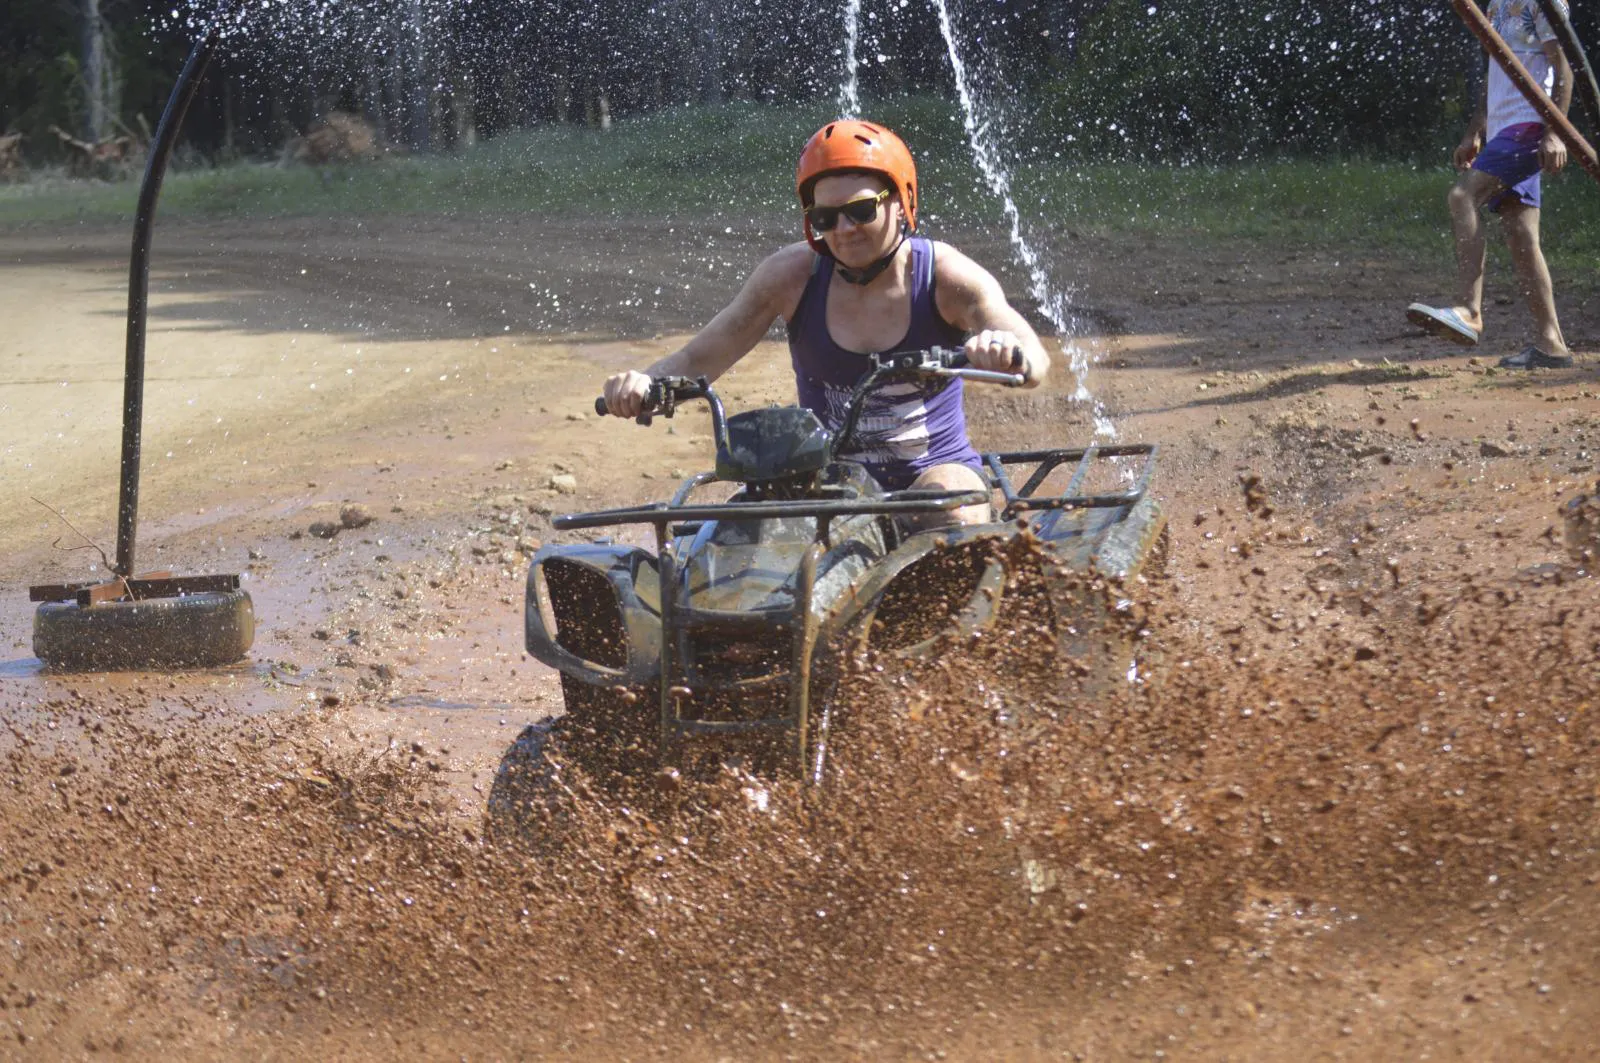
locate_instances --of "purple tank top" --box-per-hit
[785,236,979,490]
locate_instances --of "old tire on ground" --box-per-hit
[33,590,254,671]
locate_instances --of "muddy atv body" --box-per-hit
[498,349,1165,822]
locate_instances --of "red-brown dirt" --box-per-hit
[1,215,1597,1060]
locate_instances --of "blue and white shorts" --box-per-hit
[1473,121,1546,211]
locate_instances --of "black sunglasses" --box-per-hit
[806,188,891,233]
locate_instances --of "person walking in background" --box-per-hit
[1407,0,1574,369]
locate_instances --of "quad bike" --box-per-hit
[490,348,1166,834]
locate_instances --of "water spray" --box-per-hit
[926,0,1115,439]
[837,0,863,119]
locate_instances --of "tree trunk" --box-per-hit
[405,0,431,151]
[551,60,571,123]
[694,0,724,105]
[81,0,115,142]
[223,77,235,157]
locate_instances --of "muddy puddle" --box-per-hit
[4,217,1600,1058]
[3,513,1596,1060]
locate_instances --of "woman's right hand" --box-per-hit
[1453,131,1484,171]
[601,370,654,419]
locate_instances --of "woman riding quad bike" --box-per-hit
[493,348,1165,843]
[486,124,1165,840]
[602,118,1050,529]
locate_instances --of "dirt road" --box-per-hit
[1,214,1597,1059]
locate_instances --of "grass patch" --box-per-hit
[3,96,1599,273]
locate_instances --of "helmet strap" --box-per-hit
[834,226,908,287]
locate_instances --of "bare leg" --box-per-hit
[1499,201,1568,355]
[904,463,991,530]
[1447,169,1507,332]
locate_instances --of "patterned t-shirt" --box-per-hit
[1486,0,1566,136]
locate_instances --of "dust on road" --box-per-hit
[1,215,1598,1059]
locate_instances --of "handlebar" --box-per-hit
[871,345,1024,385]
[591,346,1024,427]
[593,375,710,425]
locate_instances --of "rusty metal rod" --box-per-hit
[1452,0,1600,187]
[116,20,223,576]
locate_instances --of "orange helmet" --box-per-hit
[795,120,918,255]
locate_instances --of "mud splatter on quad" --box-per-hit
[491,348,1166,835]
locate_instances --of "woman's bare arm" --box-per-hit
[932,242,1050,388]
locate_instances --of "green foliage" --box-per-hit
[1039,0,1478,162]
[0,0,79,144]
[2,0,1542,169]
[2,0,190,156]
[7,95,1600,282]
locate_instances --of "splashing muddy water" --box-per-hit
[4,210,1600,1059]
[3,513,1597,1057]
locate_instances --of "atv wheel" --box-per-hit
[555,675,657,782]
[33,590,254,671]
[487,717,582,847]
[486,680,655,849]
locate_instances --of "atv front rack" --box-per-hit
[551,488,986,531]
[546,476,990,779]
[553,463,986,534]
[985,443,1158,518]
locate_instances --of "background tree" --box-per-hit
[3,0,1599,168]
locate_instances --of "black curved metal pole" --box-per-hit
[1534,0,1600,140]
[115,23,223,577]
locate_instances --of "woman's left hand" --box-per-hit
[965,329,1025,374]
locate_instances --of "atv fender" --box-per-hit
[525,543,661,687]
[822,524,1010,658]
[1047,494,1168,583]
[1035,495,1168,684]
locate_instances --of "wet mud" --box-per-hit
[2,216,1600,1058]
[4,522,1597,1059]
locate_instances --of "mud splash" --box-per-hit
[2,507,1598,1057]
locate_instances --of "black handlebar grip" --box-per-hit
[946,344,1022,372]
[595,389,658,424]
